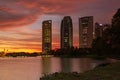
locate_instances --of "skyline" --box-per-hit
[0,0,120,52]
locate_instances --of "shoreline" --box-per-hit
[40,61,120,80]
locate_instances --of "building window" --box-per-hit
[64,37,68,42]
[82,28,88,34]
[44,28,51,36]
[45,37,50,42]
[81,42,87,46]
[64,39,68,42]
[82,34,87,42]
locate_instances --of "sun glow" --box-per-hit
[0,48,41,53]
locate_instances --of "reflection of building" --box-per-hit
[42,20,52,54]
[51,58,62,73]
[61,16,73,49]
[61,58,71,72]
[42,58,51,74]
[79,16,93,48]
[70,59,80,72]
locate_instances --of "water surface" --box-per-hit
[0,57,115,80]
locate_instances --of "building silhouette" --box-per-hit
[42,20,52,54]
[79,16,93,48]
[60,16,73,49]
[112,8,120,27]
[95,22,103,38]
[95,23,111,38]
[111,8,120,49]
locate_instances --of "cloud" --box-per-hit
[0,34,41,52]
[0,0,40,30]
[0,27,41,52]
[0,0,97,30]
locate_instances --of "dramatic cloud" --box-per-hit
[0,0,120,28]
[0,0,98,30]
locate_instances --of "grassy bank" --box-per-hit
[40,62,120,80]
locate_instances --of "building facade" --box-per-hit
[79,16,93,48]
[61,16,73,49]
[42,20,52,54]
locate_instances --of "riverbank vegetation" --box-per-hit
[40,62,120,80]
[4,52,41,57]
[49,47,120,59]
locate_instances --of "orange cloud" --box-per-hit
[0,28,41,52]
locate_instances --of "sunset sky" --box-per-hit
[0,0,120,52]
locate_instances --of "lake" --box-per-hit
[0,57,117,80]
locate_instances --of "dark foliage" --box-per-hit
[5,52,40,57]
[92,8,120,57]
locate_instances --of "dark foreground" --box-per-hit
[40,62,120,80]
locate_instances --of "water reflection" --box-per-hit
[42,57,51,74]
[41,58,94,74]
[51,57,62,73]
[41,57,96,74]
[0,57,117,80]
[71,58,92,72]
[61,58,71,72]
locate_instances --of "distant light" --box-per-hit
[99,24,103,26]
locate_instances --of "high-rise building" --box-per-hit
[95,22,103,38]
[79,16,93,48]
[95,23,111,38]
[42,20,52,54]
[61,16,73,49]
[103,24,111,31]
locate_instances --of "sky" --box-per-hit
[0,0,120,53]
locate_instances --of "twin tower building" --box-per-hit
[42,16,93,54]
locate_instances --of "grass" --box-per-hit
[40,62,120,80]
